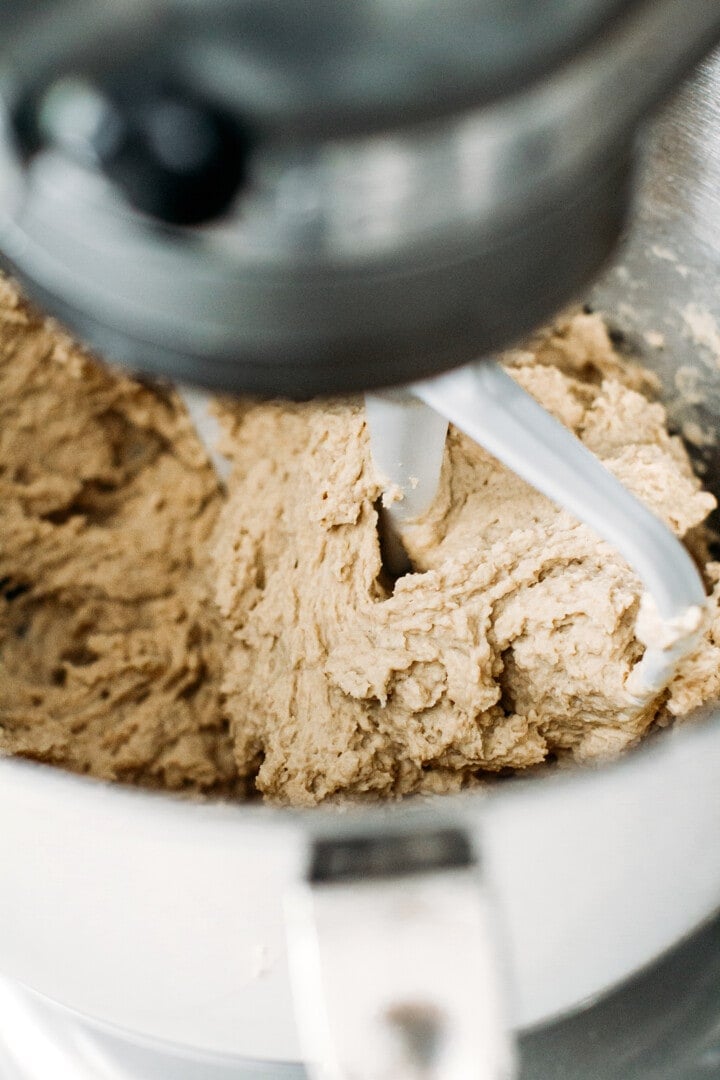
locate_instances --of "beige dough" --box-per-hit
[2,273,720,805]
[212,313,720,805]
[0,278,240,794]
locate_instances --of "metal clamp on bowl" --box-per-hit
[284,825,515,1080]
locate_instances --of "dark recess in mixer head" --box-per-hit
[11,73,255,227]
[91,88,253,227]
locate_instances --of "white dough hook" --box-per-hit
[366,359,707,703]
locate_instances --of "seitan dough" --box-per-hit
[2,273,720,806]
[0,278,240,794]
[211,313,720,805]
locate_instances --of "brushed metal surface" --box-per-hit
[592,45,720,538]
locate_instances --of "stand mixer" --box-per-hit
[3,3,720,1079]
[2,0,719,707]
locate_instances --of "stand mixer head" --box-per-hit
[0,2,719,695]
[0,0,719,394]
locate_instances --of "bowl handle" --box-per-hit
[284,826,515,1080]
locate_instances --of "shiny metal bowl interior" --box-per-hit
[591,46,720,545]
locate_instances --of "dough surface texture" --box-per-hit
[212,314,720,805]
[2,274,720,806]
[0,279,239,793]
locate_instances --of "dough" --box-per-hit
[0,279,240,794]
[2,274,720,805]
[212,313,720,805]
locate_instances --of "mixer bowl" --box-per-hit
[2,46,720,1080]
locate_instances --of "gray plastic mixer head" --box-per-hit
[0,0,718,396]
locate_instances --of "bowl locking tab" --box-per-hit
[284,825,515,1080]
